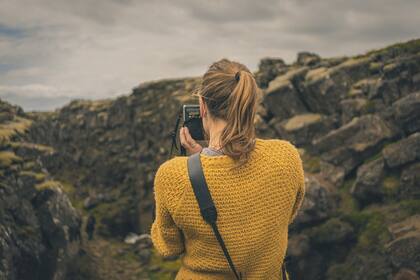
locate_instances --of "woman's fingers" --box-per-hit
[180,127,202,154]
[180,127,187,147]
[183,127,197,147]
[180,127,192,148]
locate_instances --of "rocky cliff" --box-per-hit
[0,99,82,279]
[2,38,420,280]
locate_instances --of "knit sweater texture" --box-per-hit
[150,138,306,279]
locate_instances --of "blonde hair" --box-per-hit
[194,58,259,170]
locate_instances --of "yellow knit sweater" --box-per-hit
[150,138,306,279]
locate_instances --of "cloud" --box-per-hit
[0,0,419,111]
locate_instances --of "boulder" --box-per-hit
[302,57,372,114]
[255,57,288,88]
[273,113,337,146]
[350,157,385,204]
[400,162,420,199]
[313,114,397,178]
[263,68,309,119]
[392,91,420,134]
[382,132,420,168]
[319,161,346,187]
[313,114,397,154]
[310,217,355,244]
[297,52,321,67]
[386,215,420,274]
[292,175,336,228]
[340,98,369,124]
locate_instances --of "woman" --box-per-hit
[151,58,306,279]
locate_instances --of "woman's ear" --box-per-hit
[199,96,206,118]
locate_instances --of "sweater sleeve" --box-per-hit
[284,141,306,225]
[150,162,185,257]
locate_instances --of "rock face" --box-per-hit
[3,38,420,280]
[0,99,81,280]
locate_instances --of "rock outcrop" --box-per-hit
[0,99,81,280]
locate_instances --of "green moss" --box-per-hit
[91,192,133,237]
[59,180,76,195]
[337,178,359,215]
[114,250,138,263]
[326,263,354,280]
[382,175,400,197]
[362,100,376,114]
[363,151,382,165]
[303,155,321,173]
[400,199,420,216]
[369,62,382,73]
[343,211,391,252]
[357,212,391,251]
[0,151,22,168]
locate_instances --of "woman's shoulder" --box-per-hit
[259,138,300,154]
[154,156,189,210]
[259,138,302,166]
[155,156,188,179]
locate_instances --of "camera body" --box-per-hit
[182,104,205,141]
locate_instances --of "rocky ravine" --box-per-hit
[0,100,82,279]
[2,38,420,280]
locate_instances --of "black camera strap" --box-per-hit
[187,152,243,280]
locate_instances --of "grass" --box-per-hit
[342,210,391,252]
[34,180,62,191]
[365,38,420,58]
[9,141,55,154]
[400,199,420,216]
[337,177,359,215]
[0,151,22,168]
[142,248,182,280]
[19,170,46,183]
[0,116,32,141]
[382,174,400,198]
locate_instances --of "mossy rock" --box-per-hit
[400,199,420,216]
[310,217,355,244]
[91,193,137,238]
[19,171,46,183]
[362,151,382,165]
[0,116,32,141]
[303,154,321,173]
[337,177,359,215]
[343,211,391,251]
[0,151,22,168]
[361,100,376,114]
[382,174,400,197]
[34,180,62,191]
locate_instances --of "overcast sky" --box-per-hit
[1,0,419,111]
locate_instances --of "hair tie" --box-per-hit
[235,71,241,82]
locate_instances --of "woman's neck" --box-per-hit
[207,120,227,149]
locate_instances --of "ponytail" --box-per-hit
[199,59,259,171]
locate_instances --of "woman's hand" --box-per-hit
[180,127,203,155]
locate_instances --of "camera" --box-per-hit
[182,104,205,141]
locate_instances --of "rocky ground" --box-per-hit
[1,38,420,279]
